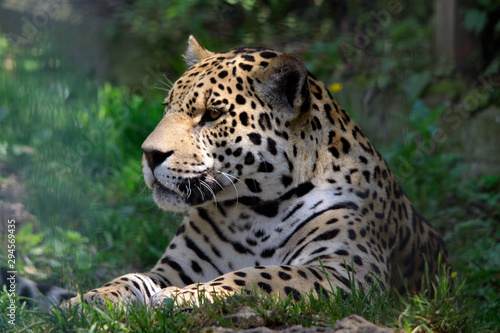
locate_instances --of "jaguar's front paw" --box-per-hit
[61,291,116,310]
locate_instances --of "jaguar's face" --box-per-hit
[141,45,312,211]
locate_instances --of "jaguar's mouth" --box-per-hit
[153,180,179,197]
[153,175,223,208]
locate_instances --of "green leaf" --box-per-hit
[226,0,257,11]
[409,99,431,127]
[17,223,45,249]
[463,9,487,34]
[377,75,391,89]
[0,35,8,56]
[22,59,41,72]
[402,71,431,103]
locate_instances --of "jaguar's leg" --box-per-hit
[150,261,388,307]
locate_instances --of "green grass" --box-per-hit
[0,22,499,332]
[0,261,487,332]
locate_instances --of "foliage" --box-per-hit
[1,259,492,332]
[464,8,489,35]
[0,1,499,331]
[397,260,475,332]
[462,0,500,71]
[0,34,174,288]
[438,175,500,328]
[463,0,500,36]
[383,98,462,216]
[118,0,340,46]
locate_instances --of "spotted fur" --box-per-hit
[69,36,448,307]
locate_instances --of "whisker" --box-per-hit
[217,171,240,182]
[257,153,270,172]
[195,185,205,201]
[218,171,239,196]
[138,178,149,196]
[200,180,217,207]
[153,86,171,92]
[215,170,241,213]
[221,171,252,193]
[186,179,192,199]
[206,174,224,191]
[161,73,174,88]
[145,200,158,210]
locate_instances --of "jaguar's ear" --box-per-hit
[184,35,214,67]
[255,54,311,115]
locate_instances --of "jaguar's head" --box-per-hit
[141,36,315,211]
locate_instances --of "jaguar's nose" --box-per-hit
[142,147,174,170]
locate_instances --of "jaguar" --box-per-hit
[10,36,449,308]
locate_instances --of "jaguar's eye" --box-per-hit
[207,108,223,121]
[199,107,225,126]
